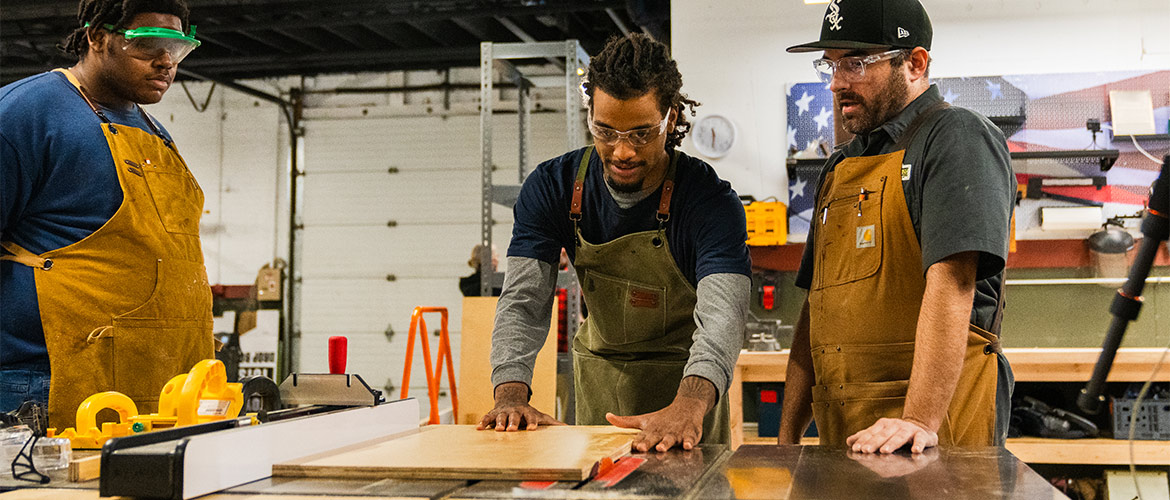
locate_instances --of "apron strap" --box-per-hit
[569,146,593,222]
[570,146,593,247]
[55,68,169,146]
[53,68,112,125]
[0,241,53,271]
[656,150,681,226]
[894,101,950,151]
[568,146,683,241]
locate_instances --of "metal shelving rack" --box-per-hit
[479,40,590,422]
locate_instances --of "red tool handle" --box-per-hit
[328,336,347,374]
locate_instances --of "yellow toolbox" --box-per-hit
[744,201,788,246]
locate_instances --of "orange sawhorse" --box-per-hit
[401,306,459,424]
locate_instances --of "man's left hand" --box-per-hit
[605,401,706,452]
[845,417,937,454]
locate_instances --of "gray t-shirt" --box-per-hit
[794,85,1016,331]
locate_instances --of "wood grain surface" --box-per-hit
[458,297,559,425]
[272,425,637,481]
[68,452,101,482]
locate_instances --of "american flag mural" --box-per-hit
[785,82,835,241]
[786,70,1170,242]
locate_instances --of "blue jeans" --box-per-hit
[0,367,50,413]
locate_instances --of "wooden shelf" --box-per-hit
[1006,437,1170,465]
[729,347,1170,453]
[735,347,1170,383]
[741,427,1170,465]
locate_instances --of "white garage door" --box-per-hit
[298,112,570,418]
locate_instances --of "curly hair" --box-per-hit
[59,0,191,59]
[582,34,700,150]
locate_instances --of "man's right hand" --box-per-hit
[475,382,564,431]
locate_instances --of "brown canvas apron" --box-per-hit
[807,105,999,447]
[0,69,214,429]
[569,146,731,444]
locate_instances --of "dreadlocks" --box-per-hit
[59,0,191,59]
[583,34,700,150]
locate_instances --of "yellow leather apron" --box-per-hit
[569,146,731,444]
[807,105,999,447]
[0,69,214,429]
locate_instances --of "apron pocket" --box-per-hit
[813,178,886,290]
[117,259,212,322]
[573,348,683,424]
[812,380,908,447]
[581,270,667,346]
[109,320,211,408]
[111,258,213,409]
[811,341,915,384]
[143,169,203,236]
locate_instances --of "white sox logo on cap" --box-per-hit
[826,0,844,31]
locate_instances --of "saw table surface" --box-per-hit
[0,444,1065,499]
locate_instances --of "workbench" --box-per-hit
[730,347,1170,464]
[0,444,1064,499]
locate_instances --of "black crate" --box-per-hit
[1112,397,1170,440]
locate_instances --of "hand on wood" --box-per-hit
[477,382,564,431]
[605,401,705,452]
[845,417,938,454]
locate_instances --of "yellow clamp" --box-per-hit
[50,359,246,449]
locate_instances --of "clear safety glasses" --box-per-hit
[812,49,905,84]
[90,23,201,63]
[588,113,670,147]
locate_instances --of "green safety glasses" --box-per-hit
[87,23,201,63]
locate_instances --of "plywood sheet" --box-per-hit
[458,296,558,425]
[273,425,636,481]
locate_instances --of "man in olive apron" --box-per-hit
[778,0,1016,453]
[0,0,213,429]
[478,34,752,452]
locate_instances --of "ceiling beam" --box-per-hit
[179,45,479,70]
[191,3,623,34]
[605,8,632,36]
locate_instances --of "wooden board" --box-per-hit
[273,425,637,481]
[459,296,558,425]
[68,451,101,482]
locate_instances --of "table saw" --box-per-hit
[0,397,1065,499]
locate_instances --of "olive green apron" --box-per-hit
[806,104,999,447]
[0,69,214,429]
[568,146,730,444]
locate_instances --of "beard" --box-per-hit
[837,68,911,135]
[603,160,650,193]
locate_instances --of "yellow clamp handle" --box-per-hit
[176,359,238,426]
[75,391,139,433]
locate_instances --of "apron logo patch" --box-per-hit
[856,225,876,248]
[901,163,912,180]
[629,288,660,308]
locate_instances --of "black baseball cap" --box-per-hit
[786,0,933,53]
